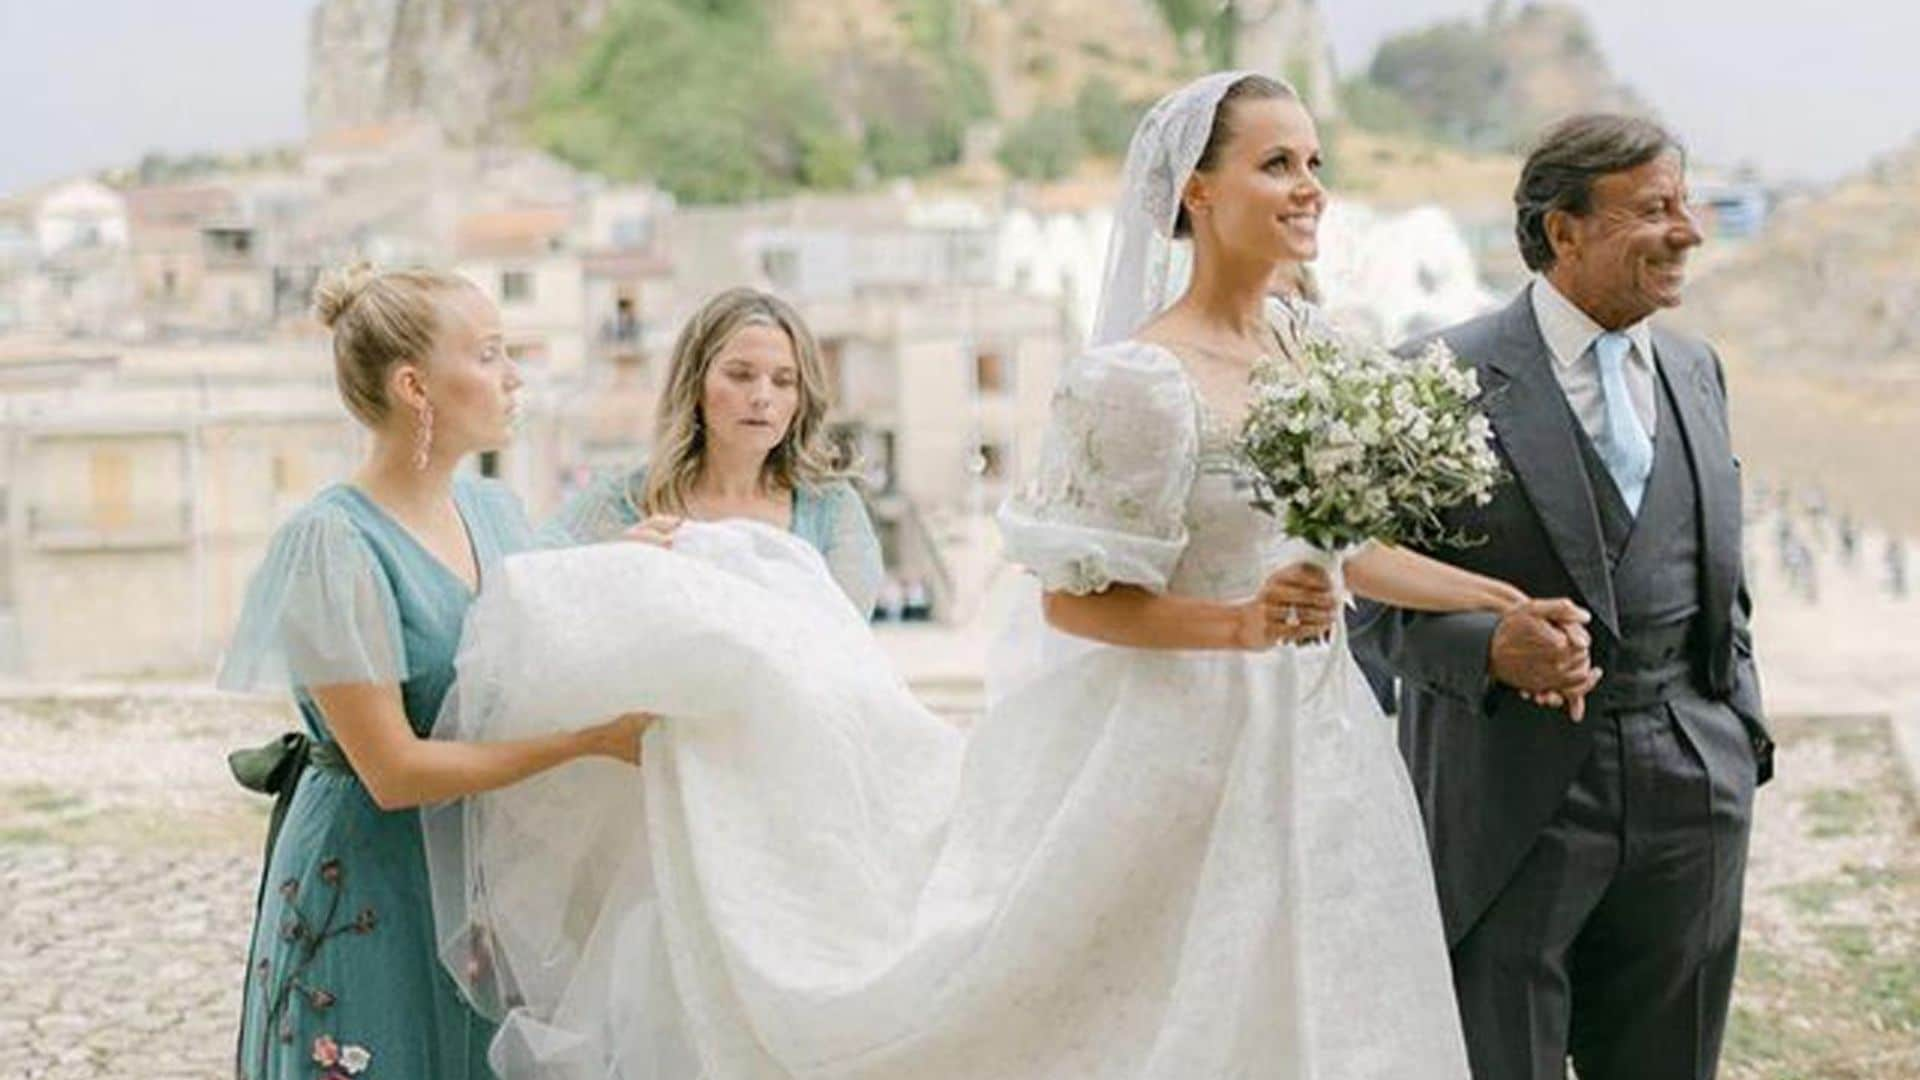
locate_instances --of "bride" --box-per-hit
[428,71,1583,1078]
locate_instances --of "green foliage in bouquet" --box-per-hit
[1238,332,1504,552]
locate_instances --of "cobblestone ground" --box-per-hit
[1,693,285,1079]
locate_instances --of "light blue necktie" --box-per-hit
[1592,331,1653,514]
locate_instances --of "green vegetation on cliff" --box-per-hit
[1346,4,1644,153]
[532,0,1002,201]
[530,0,857,202]
[531,0,1175,201]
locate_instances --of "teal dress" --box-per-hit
[541,466,885,615]
[218,475,534,1080]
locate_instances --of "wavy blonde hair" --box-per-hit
[636,288,843,517]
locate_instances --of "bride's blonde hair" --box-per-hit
[636,288,843,517]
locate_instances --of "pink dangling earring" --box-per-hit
[413,401,434,471]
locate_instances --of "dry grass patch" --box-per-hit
[1725,714,1920,1079]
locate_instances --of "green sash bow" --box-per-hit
[228,732,354,907]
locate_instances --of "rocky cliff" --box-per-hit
[1366,2,1646,151]
[304,0,1341,144]
[306,0,612,141]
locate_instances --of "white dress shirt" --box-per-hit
[1529,275,1659,440]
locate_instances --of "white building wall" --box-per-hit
[34,180,130,256]
[457,255,588,373]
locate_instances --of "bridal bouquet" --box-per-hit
[1238,330,1503,553]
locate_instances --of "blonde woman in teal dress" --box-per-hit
[542,287,883,614]
[218,265,647,1080]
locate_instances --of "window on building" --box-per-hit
[974,349,1008,395]
[90,450,133,531]
[501,271,535,303]
[973,442,1006,481]
[607,296,640,342]
[271,450,307,496]
[205,228,253,259]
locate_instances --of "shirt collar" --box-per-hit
[1529,275,1655,372]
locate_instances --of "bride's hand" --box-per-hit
[588,711,654,764]
[1234,562,1338,649]
[622,515,682,548]
[1505,598,1601,721]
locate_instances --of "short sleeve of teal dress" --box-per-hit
[218,474,531,1080]
[793,479,885,617]
[218,503,405,693]
[536,469,641,549]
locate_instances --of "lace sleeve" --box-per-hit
[996,343,1198,594]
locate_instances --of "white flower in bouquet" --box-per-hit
[1238,329,1504,555]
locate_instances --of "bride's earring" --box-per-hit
[413,401,434,471]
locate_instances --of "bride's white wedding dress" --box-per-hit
[427,339,1471,1079]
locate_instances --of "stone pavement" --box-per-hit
[1,693,282,1079]
[2,846,255,1079]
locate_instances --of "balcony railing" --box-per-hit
[27,503,191,551]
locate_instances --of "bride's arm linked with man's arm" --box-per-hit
[1041,543,1595,678]
[1346,544,1601,719]
[1348,547,1605,721]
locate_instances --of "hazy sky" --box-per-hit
[2,0,1915,197]
[1327,0,1920,184]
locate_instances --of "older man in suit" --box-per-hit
[1352,114,1774,1080]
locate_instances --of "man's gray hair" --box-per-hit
[1514,114,1684,272]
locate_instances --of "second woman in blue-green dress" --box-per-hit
[542,287,883,613]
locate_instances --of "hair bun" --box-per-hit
[311,261,380,329]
